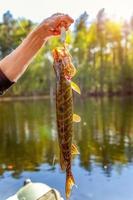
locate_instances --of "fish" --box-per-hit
[52,45,81,199]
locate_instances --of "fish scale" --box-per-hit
[55,61,74,199]
[52,45,81,200]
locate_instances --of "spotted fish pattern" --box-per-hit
[52,47,80,199]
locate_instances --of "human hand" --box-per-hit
[35,13,74,40]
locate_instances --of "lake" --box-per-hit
[0,97,133,200]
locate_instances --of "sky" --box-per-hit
[1,0,133,23]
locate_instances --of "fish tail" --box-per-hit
[66,171,75,200]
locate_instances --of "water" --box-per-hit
[0,97,133,200]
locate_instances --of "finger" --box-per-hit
[53,30,60,35]
[49,21,66,33]
[51,12,73,22]
[53,14,74,25]
[52,21,69,35]
[51,13,64,17]
[60,14,74,24]
[54,18,74,32]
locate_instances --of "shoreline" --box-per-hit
[0,95,50,102]
[0,93,133,102]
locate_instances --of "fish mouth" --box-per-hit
[52,47,76,80]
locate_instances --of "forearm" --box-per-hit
[0,13,74,83]
[0,30,45,82]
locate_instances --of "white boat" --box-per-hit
[7,179,64,200]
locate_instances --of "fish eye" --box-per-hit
[58,59,62,63]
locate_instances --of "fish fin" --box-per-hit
[73,113,81,123]
[60,151,66,171]
[66,171,75,200]
[71,144,80,155]
[70,81,81,94]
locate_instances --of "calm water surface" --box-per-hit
[0,97,133,200]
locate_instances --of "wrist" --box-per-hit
[29,29,45,45]
[32,23,49,43]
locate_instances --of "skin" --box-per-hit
[0,13,74,82]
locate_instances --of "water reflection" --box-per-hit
[0,98,133,178]
[0,100,58,177]
[76,98,133,176]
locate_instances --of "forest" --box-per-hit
[0,9,133,97]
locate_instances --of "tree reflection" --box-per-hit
[75,97,133,175]
[0,98,133,177]
[0,100,58,176]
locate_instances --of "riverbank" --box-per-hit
[0,95,50,102]
[0,91,133,102]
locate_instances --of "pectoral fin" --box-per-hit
[73,114,81,123]
[70,81,81,94]
[71,144,80,155]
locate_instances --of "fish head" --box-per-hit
[52,47,76,80]
[52,48,64,78]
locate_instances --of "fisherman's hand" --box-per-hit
[34,13,74,40]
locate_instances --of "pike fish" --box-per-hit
[52,32,81,199]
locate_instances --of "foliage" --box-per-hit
[0,10,133,96]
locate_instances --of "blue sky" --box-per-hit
[1,0,133,23]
